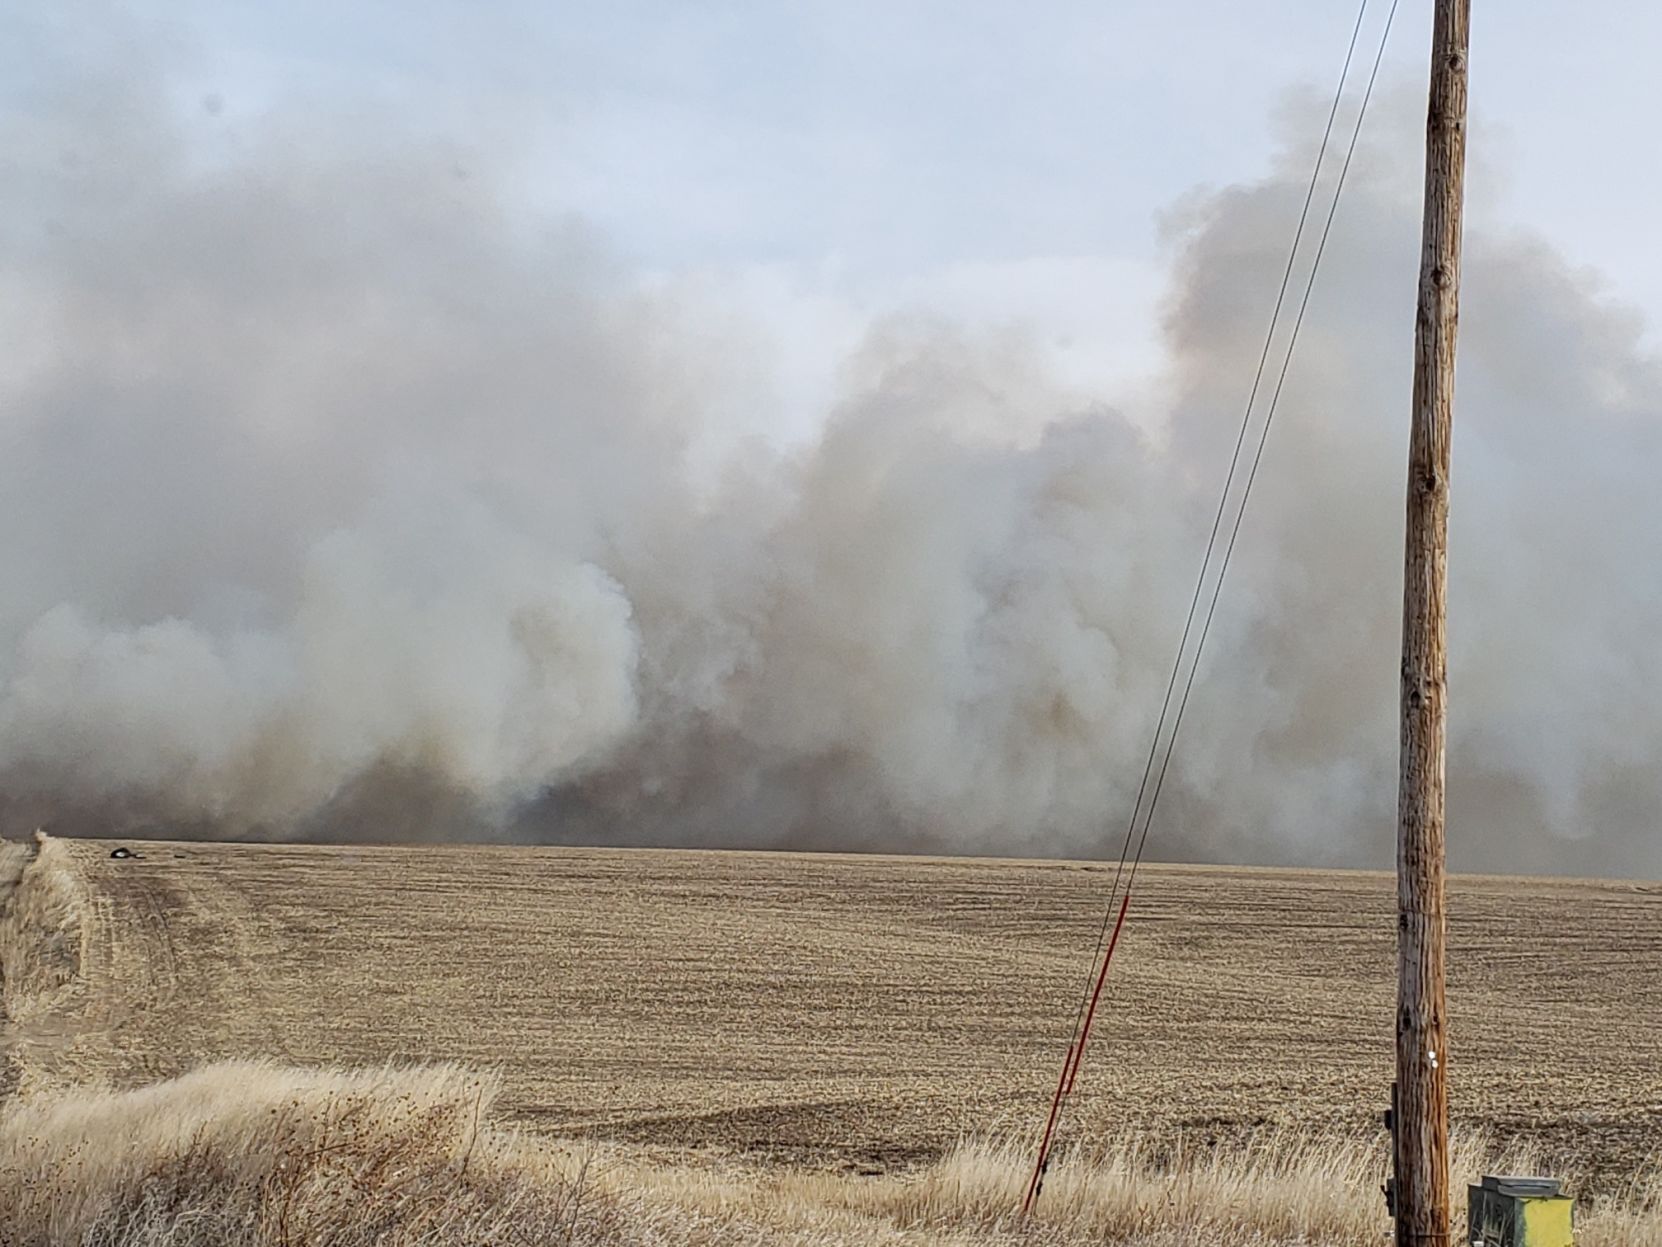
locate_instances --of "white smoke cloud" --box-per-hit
[1,39,1658,875]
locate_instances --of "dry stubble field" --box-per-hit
[7,834,1661,1196]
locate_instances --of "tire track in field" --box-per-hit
[32,844,274,1091]
[26,837,1662,1179]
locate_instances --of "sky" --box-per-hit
[13,0,1661,423]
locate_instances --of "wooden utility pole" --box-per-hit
[1395,0,1471,1244]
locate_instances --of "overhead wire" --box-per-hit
[1124,0,1404,890]
[1021,0,1401,1215]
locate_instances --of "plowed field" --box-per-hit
[7,838,1660,1182]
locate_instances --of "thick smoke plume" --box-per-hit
[2,48,1658,875]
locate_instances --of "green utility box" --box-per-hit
[1468,1175,1573,1247]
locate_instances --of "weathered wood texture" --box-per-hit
[1396,0,1472,1244]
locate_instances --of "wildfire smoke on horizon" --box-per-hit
[2,42,1658,878]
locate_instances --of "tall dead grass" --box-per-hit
[4,1058,1659,1247]
[0,833,83,1021]
[1,833,87,1101]
[823,1131,1662,1246]
[0,1062,625,1247]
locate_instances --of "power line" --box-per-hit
[1129,0,1402,899]
[1021,0,1400,1215]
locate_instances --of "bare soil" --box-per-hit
[14,838,1662,1187]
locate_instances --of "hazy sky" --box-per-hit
[12,1,1660,417]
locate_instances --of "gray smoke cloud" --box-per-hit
[2,38,1658,875]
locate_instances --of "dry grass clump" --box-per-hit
[0,833,84,1021]
[1,834,86,1099]
[824,1131,1392,1242]
[0,837,31,901]
[0,1061,924,1247]
[828,1131,1662,1247]
[608,1128,1662,1247]
[0,1062,623,1247]
[2,1057,1661,1247]
[0,1060,985,1247]
[1582,1171,1662,1247]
